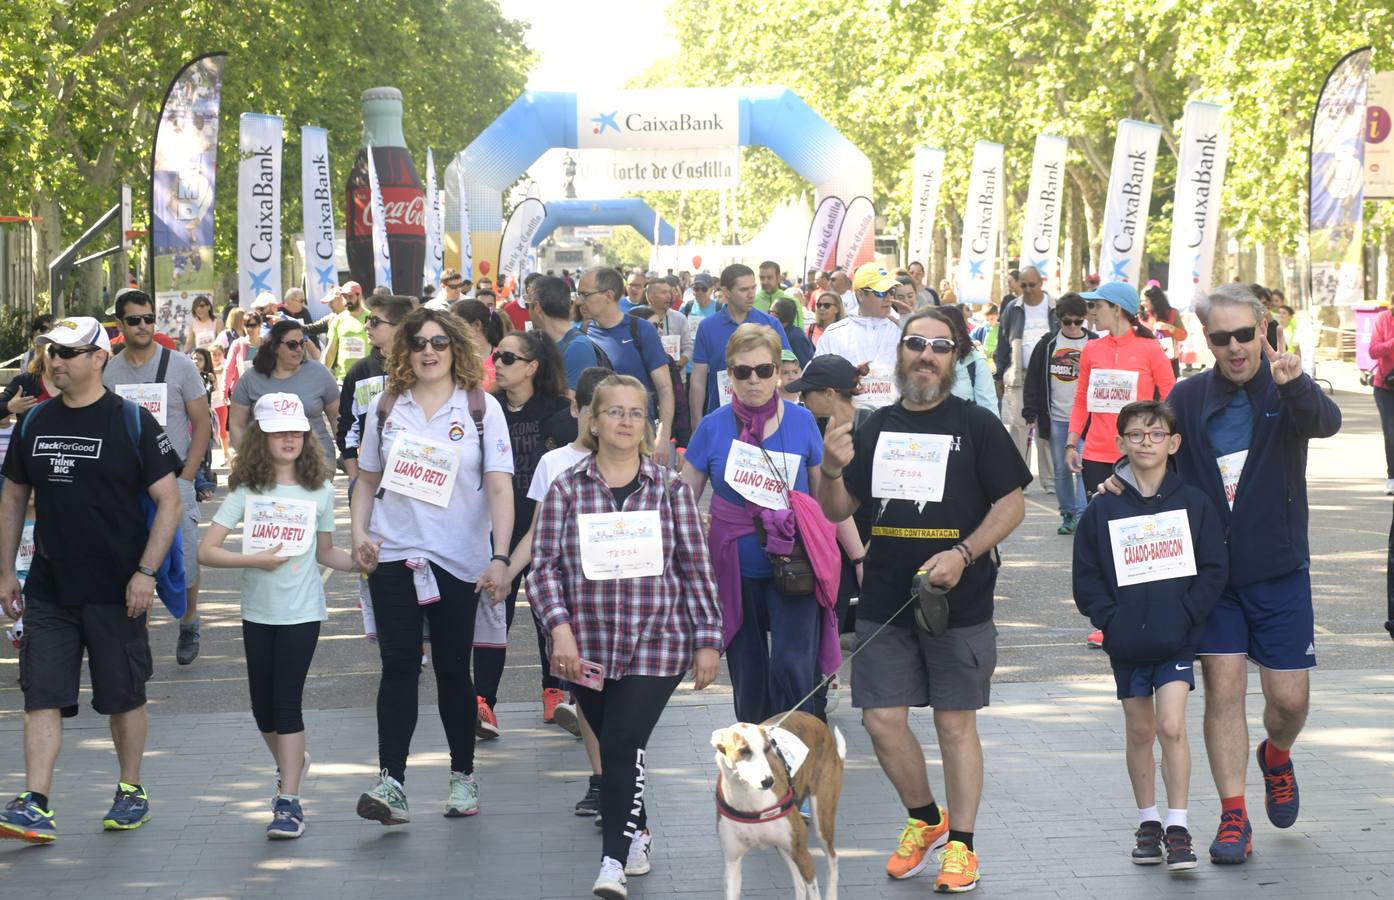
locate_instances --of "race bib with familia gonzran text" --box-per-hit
[1086,369,1139,414]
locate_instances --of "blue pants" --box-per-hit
[1049,419,1086,517]
[727,577,819,724]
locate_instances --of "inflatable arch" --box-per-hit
[444,87,873,274]
[531,199,676,247]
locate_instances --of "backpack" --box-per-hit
[375,386,488,492]
[559,327,614,372]
[582,316,691,447]
[21,396,187,618]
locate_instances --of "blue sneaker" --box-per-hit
[0,793,57,843]
[267,796,305,840]
[1256,739,1299,828]
[799,797,812,821]
[1208,809,1252,864]
[102,783,150,831]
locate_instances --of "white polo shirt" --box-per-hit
[812,315,902,409]
[358,387,514,583]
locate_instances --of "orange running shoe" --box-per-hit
[934,840,980,893]
[886,809,950,880]
[1087,629,1104,649]
[542,687,565,723]
[476,696,500,739]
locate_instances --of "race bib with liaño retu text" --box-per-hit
[242,496,317,557]
[723,440,802,510]
[380,431,460,508]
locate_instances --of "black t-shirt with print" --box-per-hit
[843,396,1032,628]
[2,392,181,605]
[503,393,575,545]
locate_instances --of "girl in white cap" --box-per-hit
[197,392,358,840]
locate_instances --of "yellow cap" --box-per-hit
[852,262,897,292]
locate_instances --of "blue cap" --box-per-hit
[1079,281,1140,316]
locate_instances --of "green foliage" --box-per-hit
[0,306,35,363]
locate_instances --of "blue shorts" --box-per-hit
[1112,658,1196,700]
[1198,568,1316,670]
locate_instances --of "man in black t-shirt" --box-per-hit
[818,307,1030,893]
[0,317,181,844]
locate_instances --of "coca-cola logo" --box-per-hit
[352,187,426,233]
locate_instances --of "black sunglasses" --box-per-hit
[123,314,157,326]
[1059,317,1086,327]
[245,315,262,326]
[409,334,452,352]
[491,350,533,366]
[368,315,396,328]
[1208,326,1257,346]
[280,339,306,351]
[692,285,710,291]
[816,301,836,309]
[47,344,100,360]
[901,335,955,355]
[729,363,776,381]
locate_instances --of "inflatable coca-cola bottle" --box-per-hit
[345,87,425,294]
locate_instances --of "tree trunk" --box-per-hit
[30,194,62,310]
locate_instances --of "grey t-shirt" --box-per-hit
[231,361,340,462]
[102,345,207,465]
[1047,332,1091,423]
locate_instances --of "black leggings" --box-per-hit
[370,560,478,783]
[1375,387,1394,479]
[473,564,559,709]
[573,673,681,861]
[1082,459,1116,499]
[242,620,320,734]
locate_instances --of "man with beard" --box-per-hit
[323,281,370,381]
[817,307,1030,894]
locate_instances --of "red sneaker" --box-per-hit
[1087,629,1104,649]
[476,697,500,740]
[542,687,565,723]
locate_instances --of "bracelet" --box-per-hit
[953,542,974,566]
[490,554,510,565]
[849,555,865,566]
[819,464,843,480]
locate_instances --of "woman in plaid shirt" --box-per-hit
[526,374,721,900]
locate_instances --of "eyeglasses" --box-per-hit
[123,314,157,326]
[491,350,533,366]
[1123,430,1172,445]
[368,315,397,328]
[1059,317,1086,327]
[443,282,462,290]
[816,302,835,309]
[861,288,892,299]
[1207,326,1257,346]
[409,334,452,352]
[600,406,648,422]
[574,289,608,301]
[692,285,710,292]
[245,315,262,326]
[900,335,955,355]
[729,363,777,381]
[281,339,306,351]
[1085,300,1108,309]
[1019,282,1041,290]
[47,344,100,360]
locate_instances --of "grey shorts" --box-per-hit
[851,618,997,710]
[178,477,201,583]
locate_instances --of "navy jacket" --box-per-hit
[1167,360,1340,588]
[1073,465,1229,664]
[1022,325,1097,440]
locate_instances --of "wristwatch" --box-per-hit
[137,565,158,578]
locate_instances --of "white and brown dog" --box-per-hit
[711,711,846,899]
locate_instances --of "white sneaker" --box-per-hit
[592,856,627,898]
[1385,478,1393,496]
[823,675,841,713]
[624,829,651,876]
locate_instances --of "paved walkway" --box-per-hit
[1,669,1391,898]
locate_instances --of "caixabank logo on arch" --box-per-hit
[577,88,738,150]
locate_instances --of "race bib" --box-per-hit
[723,439,802,510]
[114,383,168,426]
[578,510,665,580]
[1108,510,1197,587]
[765,726,810,777]
[1216,449,1248,510]
[16,524,34,574]
[243,496,317,557]
[354,375,387,411]
[1086,369,1140,414]
[871,432,952,503]
[342,335,367,361]
[716,368,733,406]
[661,333,681,360]
[381,431,460,508]
[858,365,897,408]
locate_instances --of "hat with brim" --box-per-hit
[852,262,897,293]
[253,392,310,433]
[36,317,112,353]
[1079,281,1140,316]
[783,355,860,393]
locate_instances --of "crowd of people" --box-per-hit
[0,259,1354,899]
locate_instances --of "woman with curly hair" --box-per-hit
[198,393,357,840]
[350,307,515,825]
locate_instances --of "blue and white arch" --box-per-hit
[531,199,675,246]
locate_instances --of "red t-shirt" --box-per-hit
[502,299,530,333]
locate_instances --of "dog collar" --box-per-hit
[715,775,797,824]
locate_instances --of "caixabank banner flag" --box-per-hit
[907,147,945,271]
[423,148,445,292]
[1017,134,1068,294]
[300,125,338,318]
[1166,102,1228,313]
[1097,119,1163,287]
[237,113,283,306]
[151,53,224,344]
[1310,47,1372,307]
[957,141,1005,306]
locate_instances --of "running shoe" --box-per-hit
[1087,629,1104,649]
[476,697,500,740]
[886,809,950,880]
[273,750,312,805]
[824,674,842,713]
[1165,825,1198,871]
[1256,739,1300,828]
[1057,513,1074,535]
[576,775,602,817]
[934,840,980,893]
[1208,809,1252,864]
[176,624,200,666]
[266,796,305,840]
[592,856,627,899]
[624,828,651,876]
[1131,820,1164,864]
[102,783,150,831]
[799,797,812,821]
[445,772,479,817]
[0,793,56,843]
[553,699,582,737]
[357,770,410,826]
[542,687,565,723]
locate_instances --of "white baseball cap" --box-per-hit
[36,317,112,353]
[253,392,310,432]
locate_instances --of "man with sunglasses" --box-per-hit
[1152,283,1340,864]
[680,273,720,321]
[323,281,370,382]
[993,266,1057,492]
[337,295,413,478]
[0,317,183,843]
[817,307,1030,894]
[103,289,212,665]
[811,262,903,410]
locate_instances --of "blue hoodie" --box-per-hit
[1073,464,1229,665]
[1166,360,1340,589]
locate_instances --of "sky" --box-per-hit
[498,0,677,93]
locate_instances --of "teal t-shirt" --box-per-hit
[212,481,336,625]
